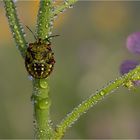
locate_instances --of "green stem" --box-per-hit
[32,79,53,139]
[33,0,54,139]
[3,0,27,58]
[51,0,78,18]
[36,0,53,39]
[52,65,140,139]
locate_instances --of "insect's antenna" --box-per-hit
[44,35,60,44]
[47,35,60,40]
[25,25,37,40]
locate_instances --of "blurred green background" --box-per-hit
[1,1,140,139]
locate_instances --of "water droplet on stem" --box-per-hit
[39,80,48,88]
[39,99,49,109]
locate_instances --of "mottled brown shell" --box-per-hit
[25,39,55,79]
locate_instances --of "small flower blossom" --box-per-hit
[120,32,140,87]
[126,32,140,54]
[120,60,139,75]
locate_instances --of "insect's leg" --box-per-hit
[47,58,55,64]
[45,38,51,45]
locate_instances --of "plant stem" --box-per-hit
[36,0,53,39]
[32,79,53,139]
[52,65,140,139]
[33,0,54,139]
[3,0,27,58]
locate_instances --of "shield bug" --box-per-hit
[25,26,59,79]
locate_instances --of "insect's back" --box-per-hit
[25,40,55,79]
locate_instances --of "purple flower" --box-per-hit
[126,32,140,54]
[120,32,140,87]
[121,32,140,75]
[120,60,139,75]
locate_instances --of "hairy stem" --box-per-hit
[3,0,27,58]
[51,0,78,18]
[53,65,140,139]
[36,0,53,39]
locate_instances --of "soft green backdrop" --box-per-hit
[0,1,140,139]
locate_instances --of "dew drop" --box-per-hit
[45,35,49,39]
[14,25,18,29]
[23,33,26,37]
[50,21,53,26]
[84,102,89,108]
[34,99,38,104]
[48,31,52,36]
[49,119,53,126]
[45,24,49,28]
[31,99,38,105]
[12,32,15,36]
[100,91,105,96]
[19,39,23,44]
[39,10,43,14]
[39,80,48,88]
[92,96,98,103]
[39,99,49,109]
[21,28,24,32]
[28,75,33,81]
[64,0,68,5]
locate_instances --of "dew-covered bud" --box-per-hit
[120,60,139,75]
[126,32,140,54]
